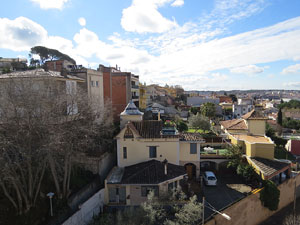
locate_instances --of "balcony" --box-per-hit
[200,147,229,158]
[131,85,139,89]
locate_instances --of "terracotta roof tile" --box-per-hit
[180,132,205,142]
[242,109,266,120]
[249,157,290,178]
[220,119,247,130]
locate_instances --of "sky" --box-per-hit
[1,0,300,91]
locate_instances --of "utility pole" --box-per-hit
[294,179,297,225]
[202,196,205,225]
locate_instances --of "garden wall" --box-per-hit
[205,174,300,225]
[62,188,105,225]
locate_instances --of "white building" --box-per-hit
[232,98,254,118]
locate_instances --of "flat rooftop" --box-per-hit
[232,134,272,144]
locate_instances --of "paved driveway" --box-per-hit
[202,175,249,220]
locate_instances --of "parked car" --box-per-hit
[203,171,217,186]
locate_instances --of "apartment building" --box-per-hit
[0,68,84,116]
[46,60,104,107]
[98,64,140,119]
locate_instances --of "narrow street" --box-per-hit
[260,197,300,225]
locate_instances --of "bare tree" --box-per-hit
[0,75,114,214]
[47,92,113,198]
[0,78,52,214]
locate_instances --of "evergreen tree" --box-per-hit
[277,108,283,126]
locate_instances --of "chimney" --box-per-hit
[162,159,168,175]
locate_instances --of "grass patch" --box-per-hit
[187,128,209,133]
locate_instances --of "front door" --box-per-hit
[186,165,194,179]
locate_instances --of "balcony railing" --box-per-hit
[131,85,139,89]
[200,148,228,156]
[132,96,139,99]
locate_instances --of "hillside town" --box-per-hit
[1,52,300,225]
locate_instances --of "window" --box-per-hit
[124,128,134,138]
[123,147,127,159]
[96,81,99,87]
[168,181,179,192]
[108,188,116,202]
[190,143,197,154]
[109,187,126,203]
[141,186,159,197]
[149,146,157,158]
[91,80,94,87]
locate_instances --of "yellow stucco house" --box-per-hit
[220,109,291,180]
[104,101,212,206]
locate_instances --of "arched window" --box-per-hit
[124,128,134,139]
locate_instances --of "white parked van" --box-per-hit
[203,171,217,186]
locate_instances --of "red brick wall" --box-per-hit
[103,71,111,100]
[45,60,64,72]
[111,75,127,118]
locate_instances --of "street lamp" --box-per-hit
[202,197,231,224]
[47,192,55,217]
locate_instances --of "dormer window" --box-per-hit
[124,127,134,139]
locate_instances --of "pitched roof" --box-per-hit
[152,103,165,109]
[119,160,186,184]
[242,109,266,120]
[0,68,84,81]
[131,120,179,139]
[120,100,144,116]
[248,157,290,179]
[220,119,247,130]
[180,132,205,142]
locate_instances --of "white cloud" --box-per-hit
[230,64,264,75]
[78,17,86,27]
[171,0,184,7]
[121,0,178,33]
[211,73,228,81]
[281,64,300,75]
[2,11,300,90]
[30,0,69,10]
[283,82,300,88]
[0,17,47,51]
[293,56,300,61]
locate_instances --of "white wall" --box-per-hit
[62,188,105,225]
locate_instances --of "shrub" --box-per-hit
[176,121,188,132]
[260,180,280,211]
[237,164,257,183]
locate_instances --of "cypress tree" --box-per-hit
[277,108,282,126]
